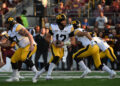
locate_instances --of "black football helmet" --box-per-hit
[5,17,16,29]
[56,13,66,24]
[72,20,81,29]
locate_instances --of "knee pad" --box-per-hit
[52,56,59,64]
[24,58,34,68]
[45,63,49,71]
[98,64,104,70]
[11,62,18,69]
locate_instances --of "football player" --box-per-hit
[32,14,76,83]
[92,36,119,64]
[0,31,24,79]
[4,17,37,82]
[72,20,116,79]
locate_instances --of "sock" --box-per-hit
[32,65,38,73]
[62,46,68,63]
[102,64,112,75]
[12,69,19,77]
[38,68,46,75]
[47,63,56,76]
[78,60,88,71]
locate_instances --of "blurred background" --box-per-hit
[0,0,120,72]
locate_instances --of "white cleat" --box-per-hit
[109,70,116,79]
[6,77,19,82]
[32,72,41,83]
[80,68,91,78]
[46,75,53,80]
[18,75,25,79]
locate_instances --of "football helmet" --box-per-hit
[5,17,16,29]
[72,20,81,29]
[56,13,66,24]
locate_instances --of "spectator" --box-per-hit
[0,1,9,15]
[67,0,81,17]
[16,16,23,25]
[93,4,104,17]
[98,31,105,38]
[54,2,66,14]
[100,0,106,8]
[111,0,120,13]
[34,25,40,36]
[20,10,29,28]
[95,12,108,29]
[115,24,120,35]
[104,18,114,36]
[34,28,49,70]
[81,18,89,30]
[104,5,113,18]
[116,13,120,24]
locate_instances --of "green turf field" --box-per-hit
[0,71,120,86]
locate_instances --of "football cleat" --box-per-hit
[6,77,19,82]
[80,68,91,78]
[32,72,41,83]
[46,75,53,80]
[109,70,116,79]
[18,75,25,79]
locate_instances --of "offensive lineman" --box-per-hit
[72,20,116,79]
[4,17,37,82]
[32,14,75,83]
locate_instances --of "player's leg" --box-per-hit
[73,45,91,78]
[21,44,37,73]
[92,49,116,79]
[100,51,106,59]
[6,48,21,82]
[106,47,118,63]
[46,44,64,80]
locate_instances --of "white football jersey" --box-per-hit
[8,24,36,48]
[50,24,74,42]
[75,28,91,47]
[93,37,109,51]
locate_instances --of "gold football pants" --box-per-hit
[49,44,64,64]
[100,47,117,62]
[73,44,101,68]
[11,44,37,63]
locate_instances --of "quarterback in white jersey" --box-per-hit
[33,14,75,83]
[72,20,116,79]
[93,37,118,63]
[4,17,38,82]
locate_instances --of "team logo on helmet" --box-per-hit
[8,17,14,22]
[72,21,77,24]
[56,14,66,21]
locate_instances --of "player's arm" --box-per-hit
[17,28,34,51]
[0,36,11,47]
[69,30,76,46]
[74,30,92,40]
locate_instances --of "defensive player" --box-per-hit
[4,17,37,82]
[72,20,116,79]
[32,14,75,83]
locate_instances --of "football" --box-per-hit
[56,40,62,45]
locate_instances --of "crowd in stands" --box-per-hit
[0,0,23,15]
